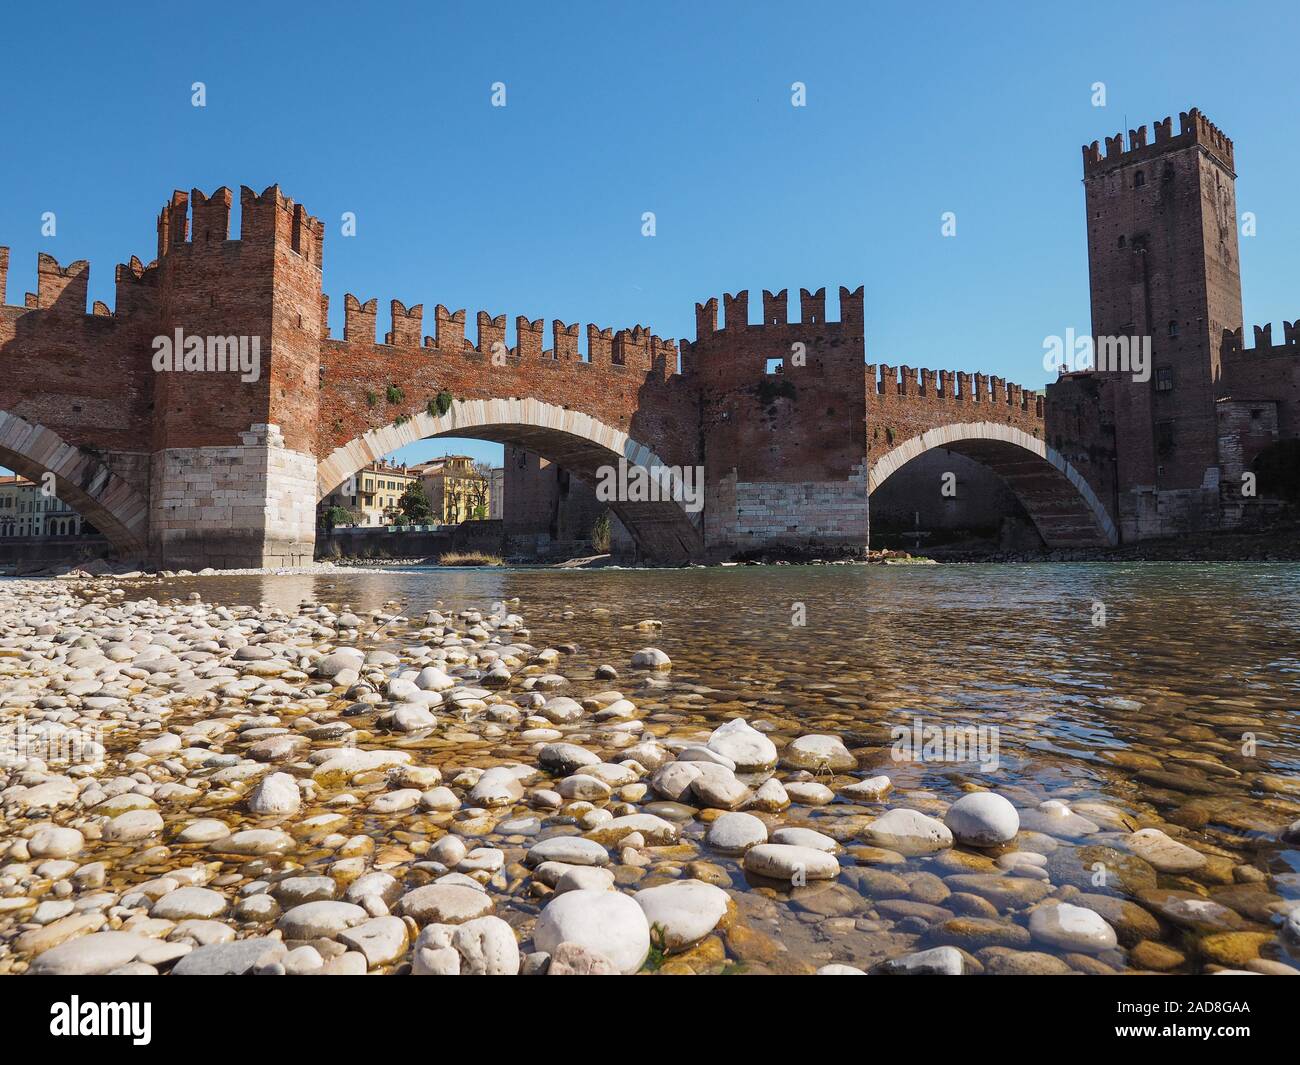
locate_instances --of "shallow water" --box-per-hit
[124,561,1300,973]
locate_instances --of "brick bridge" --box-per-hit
[0,185,1116,567]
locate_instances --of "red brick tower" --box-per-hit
[682,286,869,556]
[1081,109,1243,538]
[151,185,324,567]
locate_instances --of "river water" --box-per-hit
[121,560,1298,973]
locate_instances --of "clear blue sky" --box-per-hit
[2,0,1297,470]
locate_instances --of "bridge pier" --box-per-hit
[150,424,317,570]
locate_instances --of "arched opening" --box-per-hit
[868,421,1117,550]
[318,399,703,564]
[869,448,1043,552]
[1250,439,1300,504]
[0,411,148,559]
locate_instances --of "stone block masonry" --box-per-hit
[151,424,317,569]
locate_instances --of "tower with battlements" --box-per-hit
[150,185,324,567]
[682,286,871,555]
[1078,108,1244,538]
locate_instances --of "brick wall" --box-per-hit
[866,364,1044,465]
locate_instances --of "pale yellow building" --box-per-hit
[411,456,490,524]
[319,460,419,527]
[0,474,87,537]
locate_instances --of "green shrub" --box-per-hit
[592,511,612,553]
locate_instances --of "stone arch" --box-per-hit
[869,421,1118,547]
[0,411,148,556]
[317,398,704,563]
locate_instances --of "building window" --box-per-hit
[1167,320,1179,337]
[1134,170,1146,188]
[1117,235,1126,249]
[1155,367,1174,392]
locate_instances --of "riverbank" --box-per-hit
[1,568,1298,976]
[926,523,1300,564]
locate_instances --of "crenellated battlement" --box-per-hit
[0,248,163,319]
[332,290,679,373]
[868,363,1044,417]
[156,185,324,266]
[689,285,864,337]
[1221,321,1300,358]
[1083,107,1234,176]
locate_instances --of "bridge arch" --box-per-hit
[317,398,704,563]
[869,421,1118,547]
[0,411,149,557]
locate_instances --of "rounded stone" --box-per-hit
[634,879,731,952]
[151,887,228,921]
[862,809,953,855]
[101,809,164,842]
[782,734,856,771]
[277,901,368,940]
[840,775,893,801]
[555,866,617,894]
[1122,828,1207,874]
[28,826,85,859]
[175,818,232,844]
[337,916,409,967]
[630,647,671,671]
[526,836,609,867]
[245,772,301,816]
[27,931,156,975]
[584,814,679,847]
[397,884,495,926]
[1044,845,1157,895]
[706,812,768,854]
[213,828,293,856]
[533,889,651,975]
[1028,902,1118,953]
[539,743,601,773]
[706,719,778,771]
[944,792,1020,846]
[452,915,521,975]
[770,826,838,852]
[743,843,839,882]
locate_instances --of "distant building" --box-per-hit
[411,455,490,524]
[319,459,418,527]
[0,475,89,537]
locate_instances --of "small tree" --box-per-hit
[464,464,492,521]
[394,482,434,525]
[322,505,358,531]
[592,510,612,553]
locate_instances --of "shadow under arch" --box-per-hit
[317,398,704,564]
[0,411,148,556]
[868,421,1118,547]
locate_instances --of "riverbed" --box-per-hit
[1,563,1298,975]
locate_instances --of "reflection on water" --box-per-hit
[131,562,1300,971]
[161,563,1300,781]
